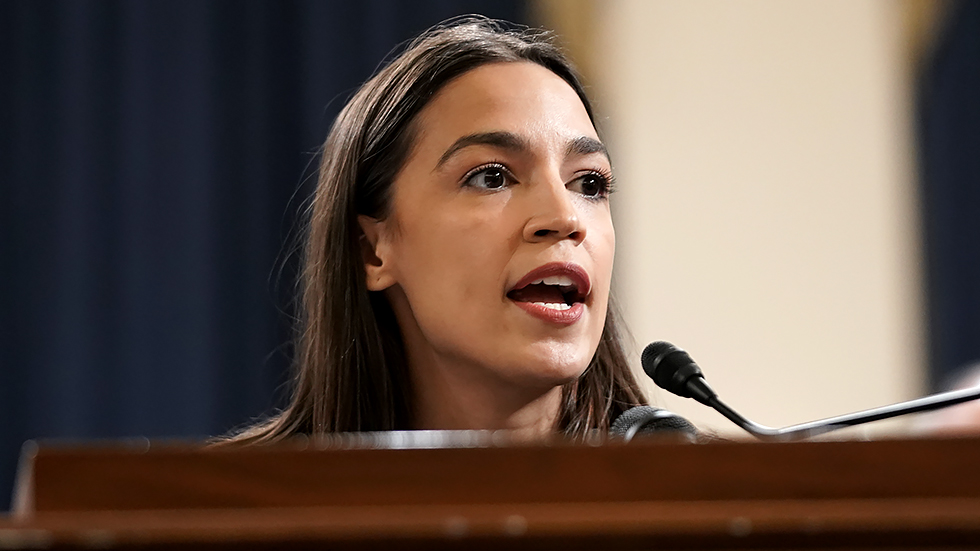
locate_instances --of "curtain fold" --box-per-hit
[920,1,980,389]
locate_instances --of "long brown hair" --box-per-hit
[230,17,646,443]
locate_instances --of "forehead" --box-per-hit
[412,61,598,154]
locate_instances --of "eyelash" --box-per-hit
[576,168,616,199]
[460,162,616,200]
[461,162,514,191]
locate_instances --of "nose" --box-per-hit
[522,179,586,244]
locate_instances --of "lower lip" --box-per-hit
[511,300,585,325]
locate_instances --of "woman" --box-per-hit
[232,17,646,443]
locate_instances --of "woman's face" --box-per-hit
[361,61,615,401]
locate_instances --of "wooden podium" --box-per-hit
[2,434,980,549]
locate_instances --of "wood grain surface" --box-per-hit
[2,435,979,549]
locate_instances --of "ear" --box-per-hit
[357,215,397,291]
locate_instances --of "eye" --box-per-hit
[462,163,514,190]
[569,171,614,198]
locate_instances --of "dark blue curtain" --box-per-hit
[920,1,980,389]
[0,0,526,510]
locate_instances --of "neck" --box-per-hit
[408,354,564,438]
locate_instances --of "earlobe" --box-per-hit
[357,215,397,291]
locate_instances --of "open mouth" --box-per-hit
[506,275,586,310]
[506,263,591,318]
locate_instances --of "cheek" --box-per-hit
[391,200,518,300]
[586,212,616,332]
[589,211,617,284]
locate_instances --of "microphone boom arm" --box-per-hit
[708,385,980,441]
[642,340,980,441]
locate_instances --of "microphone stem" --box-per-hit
[708,385,980,441]
[706,398,784,439]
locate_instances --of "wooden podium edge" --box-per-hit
[4,497,980,549]
[6,436,980,548]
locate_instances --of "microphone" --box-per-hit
[642,341,980,441]
[609,406,698,442]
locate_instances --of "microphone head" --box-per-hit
[641,341,703,398]
[609,406,698,441]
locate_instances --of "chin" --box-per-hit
[507,340,595,388]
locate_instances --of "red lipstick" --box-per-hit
[507,262,590,325]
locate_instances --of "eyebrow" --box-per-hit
[565,136,609,160]
[435,131,609,168]
[436,132,528,168]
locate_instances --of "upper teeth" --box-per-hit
[532,276,575,287]
[537,302,572,311]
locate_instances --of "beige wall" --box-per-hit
[545,0,926,437]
